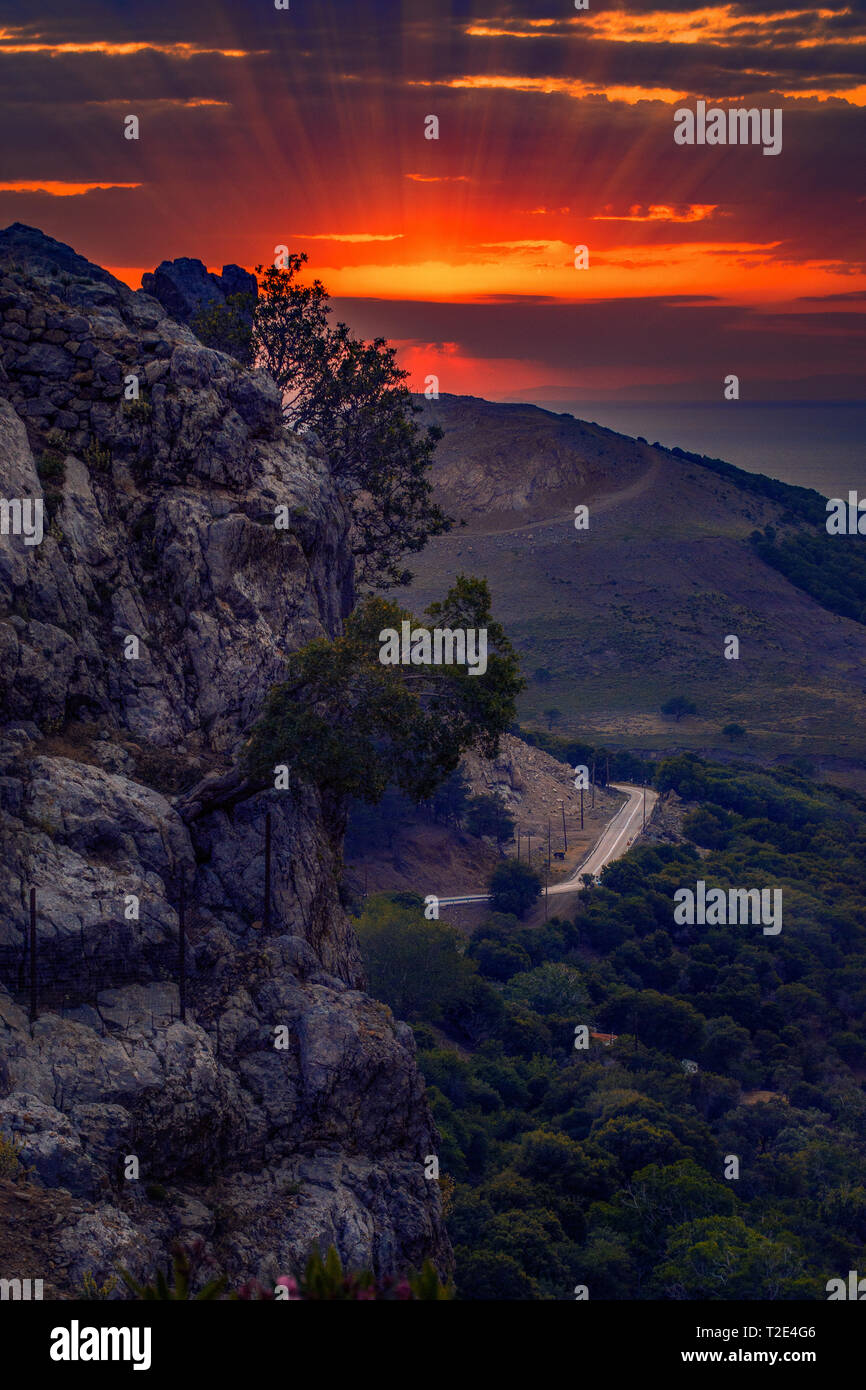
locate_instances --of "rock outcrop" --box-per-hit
[0,224,451,1294]
[141,257,257,329]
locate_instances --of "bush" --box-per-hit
[237,1245,452,1300]
[465,792,515,844]
[488,860,542,918]
[0,1131,22,1179]
[661,695,697,722]
[505,962,589,1017]
[120,1241,227,1301]
[356,895,481,1023]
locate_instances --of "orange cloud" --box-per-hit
[780,86,866,105]
[291,232,405,243]
[593,204,720,223]
[410,76,688,105]
[83,98,230,109]
[0,31,256,57]
[311,239,866,306]
[467,7,853,48]
[0,180,141,195]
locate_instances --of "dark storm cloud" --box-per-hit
[2,0,865,91]
[332,292,866,384]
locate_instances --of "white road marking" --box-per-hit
[436,783,657,906]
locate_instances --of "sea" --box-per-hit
[531,401,866,501]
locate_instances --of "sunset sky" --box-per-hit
[0,0,863,402]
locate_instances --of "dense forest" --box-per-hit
[751,529,866,626]
[354,755,866,1299]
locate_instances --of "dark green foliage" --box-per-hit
[722,722,747,741]
[190,291,256,364]
[488,859,542,918]
[465,793,515,844]
[517,727,654,783]
[682,804,734,849]
[356,895,491,1024]
[357,753,866,1299]
[752,529,866,626]
[243,577,524,811]
[662,695,697,722]
[344,786,415,855]
[426,767,472,826]
[120,1242,227,1301]
[669,444,826,525]
[241,1245,451,1300]
[36,446,66,520]
[36,448,64,481]
[126,1242,450,1301]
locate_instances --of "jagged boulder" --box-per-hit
[141,257,257,328]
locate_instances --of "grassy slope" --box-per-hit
[407,397,866,777]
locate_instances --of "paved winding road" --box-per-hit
[437,783,658,908]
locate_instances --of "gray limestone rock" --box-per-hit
[0,224,451,1290]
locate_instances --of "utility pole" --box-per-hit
[543,865,549,921]
[560,801,567,852]
[580,785,584,830]
[263,810,272,934]
[29,886,36,1027]
[178,880,186,1023]
[547,816,551,871]
[643,783,646,830]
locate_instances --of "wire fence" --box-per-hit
[0,815,275,1030]
[0,884,190,1027]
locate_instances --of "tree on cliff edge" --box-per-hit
[174,576,523,825]
[240,576,524,823]
[196,252,451,590]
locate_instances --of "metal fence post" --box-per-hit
[178,880,186,1023]
[263,810,272,933]
[29,886,37,1026]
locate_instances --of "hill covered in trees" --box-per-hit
[355,755,866,1299]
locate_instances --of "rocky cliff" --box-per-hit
[0,223,451,1295]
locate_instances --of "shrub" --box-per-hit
[0,1131,23,1179]
[487,860,542,918]
[236,1245,452,1300]
[120,1241,227,1300]
[84,439,112,472]
[36,448,65,481]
